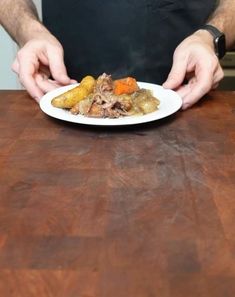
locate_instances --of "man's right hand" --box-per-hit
[12,33,76,102]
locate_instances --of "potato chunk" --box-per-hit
[52,75,95,109]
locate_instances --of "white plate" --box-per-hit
[40,82,182,126]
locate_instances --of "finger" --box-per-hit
[35,73,63,93]
[18,55,44,100]
[12,58,20,74]
[46,46,71,85]
[182,66,213,110]
[213,67,224,85]
[175,84,192,100]
[70,79,78,84]
[13,57,43,102]
[38,51,50,66]
[212,83,219,90]
[162,53,188,89]
[209,66,224,91]
[39,52,77,84]
[174,74,197,102]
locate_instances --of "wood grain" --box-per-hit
[0,90,235,297]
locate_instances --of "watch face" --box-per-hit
[216,34,226,59]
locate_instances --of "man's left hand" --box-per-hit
[163,30,224,110]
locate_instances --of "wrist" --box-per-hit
[193,29,214,51]
[207,21,225,34]
[16,18,51,47]
[198,24,226,59]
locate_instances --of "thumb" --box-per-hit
[162,54,187,89]
[47,46,71,85]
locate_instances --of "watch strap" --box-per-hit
[201,24,222,39]
[200,24,226,59]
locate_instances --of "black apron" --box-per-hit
[42,0,216,84]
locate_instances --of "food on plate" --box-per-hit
[130,89,160,115]
[51,75,95,108]
[113,77,139,95]
[52,73,160,118]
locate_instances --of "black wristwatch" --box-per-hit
[201,24,226,59]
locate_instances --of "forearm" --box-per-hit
[208,0,235,48]
[0,0,48,46]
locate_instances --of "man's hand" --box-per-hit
[0,1,76,102]
[163,30,224,110]
[12,33,76,102]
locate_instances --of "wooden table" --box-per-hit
[0,91,235,297]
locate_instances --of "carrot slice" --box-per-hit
[114,77,139,95]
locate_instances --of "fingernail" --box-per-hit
[162,79,173,89]
[64,76,71,82]
[162,83,168,89]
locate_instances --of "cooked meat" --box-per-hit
[94,73,113,93]
[81,73,133,118]
[57,73,160,118]
[88,103,105,117]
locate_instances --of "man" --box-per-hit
[0,0,234,109]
